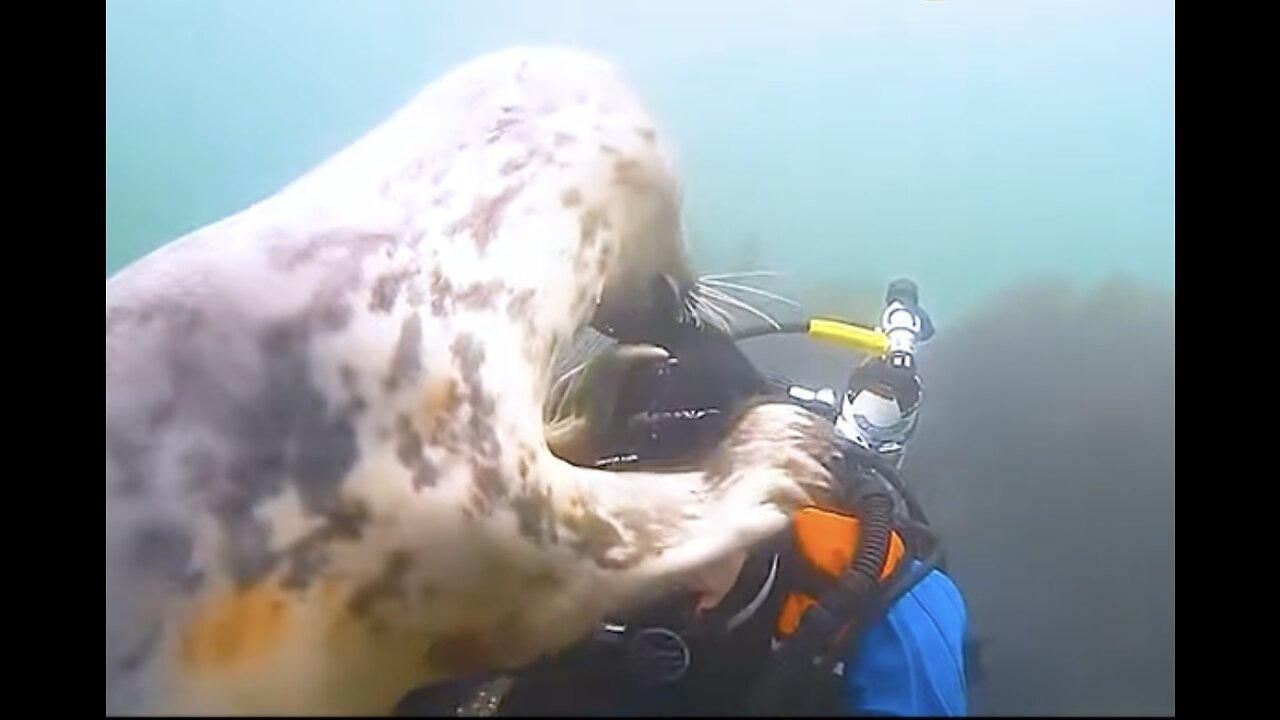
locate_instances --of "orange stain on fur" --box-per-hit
[179,582,293,672]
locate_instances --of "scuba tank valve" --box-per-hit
[833,279,933,468]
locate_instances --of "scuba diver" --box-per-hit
[396,278,968,717]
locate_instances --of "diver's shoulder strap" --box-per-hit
[774,506,909,640]
[748,499,924,717]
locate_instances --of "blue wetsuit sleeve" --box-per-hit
[840,564,969,716]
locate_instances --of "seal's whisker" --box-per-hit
[681,295,702,328]
[698,278,803,310]
[699,285,782,330]
[707,290,751,335]
[698,291,741,335]
[689,298,703,328]
[699,270,781,282]
[683,296,697,328]
[690,291,736,334]
[548,361,588,419]
[696,295,737,335]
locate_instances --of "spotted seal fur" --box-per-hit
[105,46,838,715]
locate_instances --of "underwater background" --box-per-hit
[106,0,1175,715]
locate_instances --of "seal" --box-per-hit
[105,46,839,715]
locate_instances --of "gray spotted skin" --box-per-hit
[105,47,836,715]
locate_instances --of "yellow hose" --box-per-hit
[806,318,891,358]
